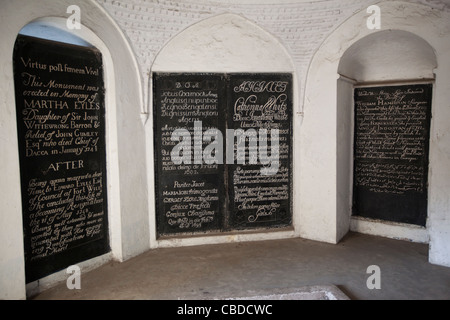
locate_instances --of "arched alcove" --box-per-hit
[0,0,147,299]
[301,1,450,268]
[13,20,114,287]
[149,13,301,247]
[337,30,437,243]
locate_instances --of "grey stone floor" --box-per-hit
[32,232,450,300]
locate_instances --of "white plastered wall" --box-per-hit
[0,0,148,299]
[150,13,302,248]
[302,1,450,267]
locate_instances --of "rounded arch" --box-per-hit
[0,0,147,299]
[300,0,450,270]
[338,29,437,237]
[148,13,302,246]
[338,29,437,82]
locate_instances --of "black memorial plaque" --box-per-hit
[227,74,292,229]
[153,74,226,235]
[153,73,292,236]
[353,84,432,226]
[13,35,109,282]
